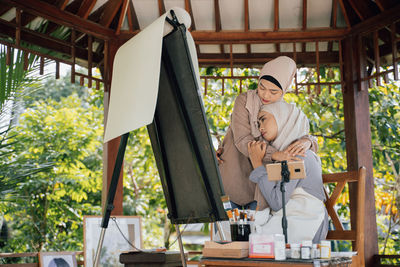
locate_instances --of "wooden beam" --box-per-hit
[15,8,20,46]
[71,29,76,84]
[342,0,361,26]
[316,41,320,93]
[342,36,378,267]
[99,0,124,27]
[0,3,12,16]
[184,0,196,31]
[197,51,339,66]
[351,4,400,36]
[214,0,223,53]
[127,0,140,31]
[116,0,129,35]
[391,23,399,80]
[0,19,103,63]
[347,0,378,21]
[88,34,93,88]
[214,0,221,32]
[274,0,279,31]
[190,28,349,43]
[338,0,351,28]
[102,40,125,216]
[293,42,298,93]
[244,0,250,54]
[302,0,307,30]
[373,30,381,86]
[158,0,166,16]
[332,0,337,28]
[347,0,366,20]
[4,0,115,39]
[374,0,398,11]
[59,0,70,10]
[76,0,96,19]
[64,0,84,14]
[88,2,106,22]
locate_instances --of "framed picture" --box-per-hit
[38,251,77,267]
[84,215,142,267]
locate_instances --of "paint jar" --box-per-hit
[290,243,301,259]
[285,244,291,259]
[311,243,320,259]
[320,240,331,259]
[301,240,312,259]
[230,222,251,241]
[221,195,232,211]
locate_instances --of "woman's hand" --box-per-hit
[215,147,223,164]
[248,141,266,168]
[271,151,301,162]
[284,138,311,157]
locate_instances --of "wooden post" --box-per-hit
[341,36,378,267]
[102,40,124,216]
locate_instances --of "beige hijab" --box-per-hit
[260,101,309,151]
[259,56,297,94]
[246,56,297,138]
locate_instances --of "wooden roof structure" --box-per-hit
[1,1,400,266]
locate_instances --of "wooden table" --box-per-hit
[199,257,352,267]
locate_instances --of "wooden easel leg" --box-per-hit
[175,224,187,267]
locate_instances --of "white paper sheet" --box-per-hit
[104,7,200,143]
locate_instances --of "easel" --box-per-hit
[92,132,190,267]
[95,10,227,267]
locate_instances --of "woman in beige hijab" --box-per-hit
[217,56,318,210]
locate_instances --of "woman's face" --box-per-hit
[257,79,283,104]
[257,110,278,141]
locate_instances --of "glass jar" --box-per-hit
[311,243,320,259]
[301,240,312,259]
[290,243,301,259]
[320,240,331,259]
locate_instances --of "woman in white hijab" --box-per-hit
[217,56,318,211]
[247,102,328,243]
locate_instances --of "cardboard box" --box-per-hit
[202,241,249,258]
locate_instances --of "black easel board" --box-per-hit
[147,23,228,224]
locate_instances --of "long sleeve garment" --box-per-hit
[219,91,319,206]
[249,150,329,243]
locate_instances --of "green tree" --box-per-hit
[1,92,103,252]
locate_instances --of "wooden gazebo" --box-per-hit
[1,0,399,266]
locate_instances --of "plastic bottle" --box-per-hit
[274,234,286,260]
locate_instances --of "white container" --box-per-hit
[274,234,286,260]
[311,243,320,259]
[320,240,331,259]
[301,240,312,259]
[290,243,301,259]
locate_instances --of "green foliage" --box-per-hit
[1,88,103,252]
[369,82,400,254]
[0,46,42,113]
[123,126,167,248]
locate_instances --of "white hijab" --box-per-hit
[260,101,309,151]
